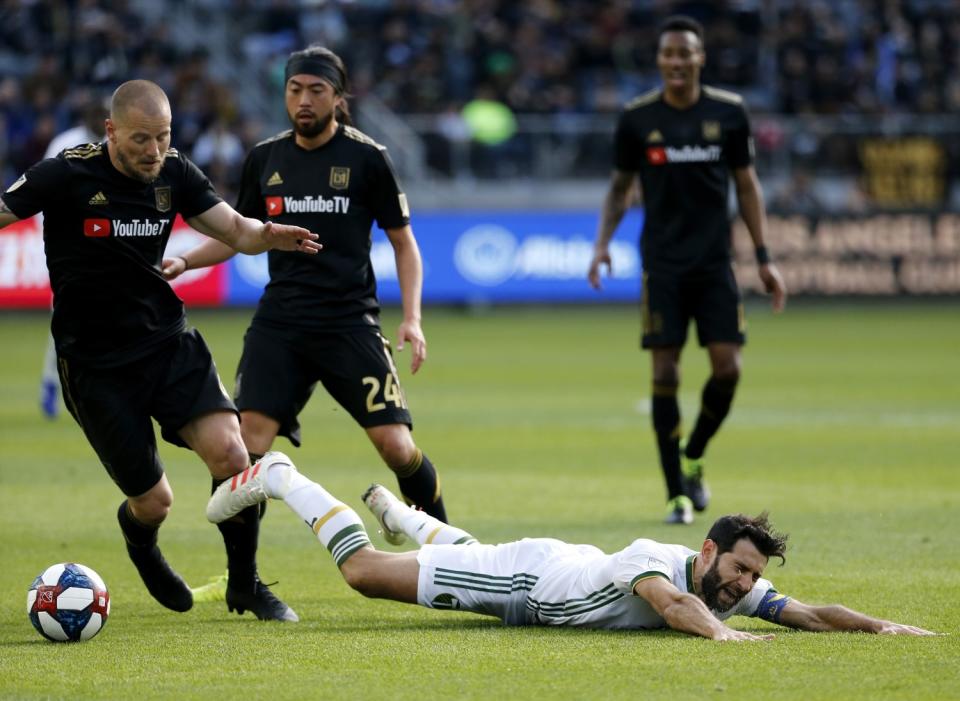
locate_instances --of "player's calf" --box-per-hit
[390,447,448,522]
[339,549,420,604]
[117,501,192,612]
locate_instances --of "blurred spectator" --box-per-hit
[424,102,471,176]
[4,0,960,186]
[461,84,520,177]
[0,1,180,185]
[192,117,246,202]
[43,90,109,157]
[769,169,825,214]
[171,48,227,156]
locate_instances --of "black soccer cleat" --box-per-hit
[226,577,298,622]
[125,543,193,612]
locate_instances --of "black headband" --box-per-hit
[284,56,344,94]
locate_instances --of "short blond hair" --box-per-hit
[110,80,170,121]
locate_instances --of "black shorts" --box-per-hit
[234,324,413,447]
[58,328,237,497]
[640,266,746,348]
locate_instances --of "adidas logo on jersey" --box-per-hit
[88,191,109,205]
[267,171,284,186]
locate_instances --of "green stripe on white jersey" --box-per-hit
[433,567,539,594]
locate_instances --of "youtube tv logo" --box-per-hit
[265,197,284,216]
[84,218,111,237]
[646,147,667,166]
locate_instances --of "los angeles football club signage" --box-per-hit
[3,210,960,308]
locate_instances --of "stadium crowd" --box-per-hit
[3,0,960,192]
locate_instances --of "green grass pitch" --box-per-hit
[1,301,957,700]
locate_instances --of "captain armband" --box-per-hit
[756,589,791,623]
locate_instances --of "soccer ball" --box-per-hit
[26,562,110,642]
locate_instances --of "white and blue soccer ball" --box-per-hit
[26,563,110,642]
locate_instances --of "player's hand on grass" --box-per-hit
[261,221,322,254]
[161,256,187,281]
[713,628,775,642]
[588,246,612,290]
[396,319,427,374]
[877,621,937,636]
[759,262,787,313]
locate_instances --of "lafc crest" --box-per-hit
[702,121,721,141]
[154,186,171,212]
[329,167,350,190]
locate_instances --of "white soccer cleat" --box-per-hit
[361,483,407,546]
[206,451,297,523]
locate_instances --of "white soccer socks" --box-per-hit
[281,471,372,567]
[387,499,477,546]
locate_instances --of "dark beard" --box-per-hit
[116,148,159,184]
[291,110,334,138]
[700,561,743,613]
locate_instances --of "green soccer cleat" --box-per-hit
[681,447,711,513]
[664,495,694,525]
[191,571,228,603]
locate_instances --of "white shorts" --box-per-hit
[416,538,571,625]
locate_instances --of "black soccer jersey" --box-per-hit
[235,124,410,330]
[3,144,221,367]
[614,86,754,275]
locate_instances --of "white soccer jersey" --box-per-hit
[417,537,776,630]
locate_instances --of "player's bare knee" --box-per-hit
[152,504,171,524]
[339,551,379,597]
[653,366,680,386]
[712,363,741,385]
[131,492,172,525]
[343,571,378,598]
[206,439,249,479]
[373,429,416,468]
[225,439,251,473]
[239,411,280,453]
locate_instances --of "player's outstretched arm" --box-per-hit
[588,169,638,290]
[161,237,237,281]
[186,201,321,256]
[386,225,426,374]
[634,576,774,642]
[777,599,936,635]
